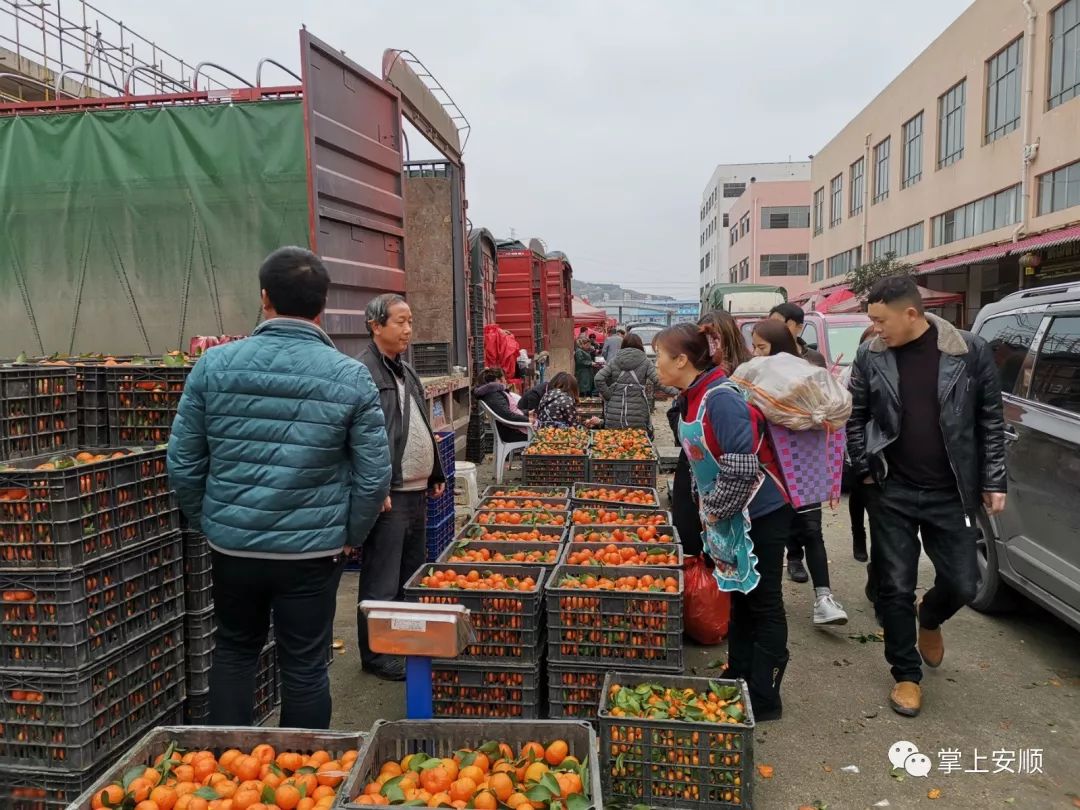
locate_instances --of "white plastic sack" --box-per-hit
[730,354,852,430]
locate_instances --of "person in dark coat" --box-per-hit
[574,337,597,396]
[473,367,529,442]
[595,333,671,432]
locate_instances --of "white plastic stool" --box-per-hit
[455,461,479,509]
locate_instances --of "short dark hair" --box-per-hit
[622,333,644,351]
[548,371,579,399]
[477,366,505,385]
[769,302,805,325]
[866,274,924,314]
[752,319,800,357]
[365,293,409,334]
[259,247,330,319]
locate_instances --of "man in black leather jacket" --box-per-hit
[848,275,1006,718]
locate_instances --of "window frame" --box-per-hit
[1037,158,1080,215]
[1049,0,1080,109]
[985,37,1023,142]
[813,187,825,235]
[873,137,891,204]
[975,310,1043,396]
[938,79,967,168]
[759,253,810,277]
[829,174,843,227]
[850,157,865,215]
[1028,311,1080,414]
[902,112,924,188]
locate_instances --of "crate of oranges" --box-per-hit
[598,671,754,809]
[480,485,570,500]
[546,564,683,672]
[523,428,591,488]
[475,495,570,512]
[561,542,683,569]
[0,364,78,461]
[69,726,366,810]
[570,484,661,511]
[341,719,602,808]
[438,539,562,568]
[570,508,671,527]
[453,523,567,545]
[403,564,546,663]
[469,509,569,529]
[430,659,544,719]
[568,525,677,545]
[588,430,658,489]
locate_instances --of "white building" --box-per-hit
[699,161,811,293]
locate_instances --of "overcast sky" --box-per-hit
[81,0,971,297]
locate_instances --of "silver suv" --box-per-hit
[970,281,1080,631]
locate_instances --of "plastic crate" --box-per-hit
[546,662,654,721]
[340,719,602,809]
[469,509,569,531]
[568,524,679,545]
[0,619,184,769]
[0,366,78,461]
[184,639,278,720]
[0,534,183,670]
[567,508,673,527]
[426,480,455,524]
[546,564,683,671]
[411,342,452,377]
[404,564,546,663]
[425,512,456,562]
[437,539,562,568]
[561,541,684,569]
[434,428,456,475]
[0,764,108,810]
[475,495,570,511]
[522,452,589,488]
[454,523,567,544]
[104,365,192,446]
[431,658,543,719]
[571,483,662,511]
[69,726,367,810]
[181,529,213,611]
[588,458,659,489]
[0,447,172,570]
[598,671,754,808]
[480,484,570,499]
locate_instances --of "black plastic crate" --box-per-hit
[438,538,562,568]
[104,365,192,446]
[598,671,754,808]
[411,342,452,377]
[547,661,635,721]
[568,524,679,545]
[0,764,108,810]
[340,719,602,809]
[182,529,213,611]
[0,533,184,669]
[184,640,278,719]
[469,508,569,531]
[561,541,684,569]
[431,658,543,719]
[546,564,683,671]
[0,448,168,570]
[454,522,567,544]
[567,509,673,528]
[425,512,456,562]
[571,483,662,511]
[589,458,659,489]
[480,484,570,499]
[523,452,589,488]
[0,619,184,769]
[426,480,455,525]
[404,563,546,663]
[0,367,78,461]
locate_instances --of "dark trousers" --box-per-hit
[208,549,345,729]
[727,505,794,675]
[785,506,830,588]
[848,472,868,547]
[672,452,703,557]
[356,490,427,666]
[864,480,979,684]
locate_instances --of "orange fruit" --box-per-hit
[232,789,261,810]
[523,762,549,784]
[419,767,452,795]
[544,740,569,767]
[151,786,179,810]
[473,791,498,810]
[297,800,315,810]
[275,785,302,810]
[471,753,491,774]
[93,785,126,810]
[134,802,159,810]
[457,765,484,785]
[310,786,335,801]
[427,792,452,808]
[251,744,276,765]
[448,777,477,803]
[439,758,459,780]
[307,750,331,768]
[506,794,531,809]
[129,778,154,802]
[316,761,344,788]
[379,761,403,778]
[556,772,583,797]
[488,773,514,803]
[520,742,545,762]
[233,757,261,782]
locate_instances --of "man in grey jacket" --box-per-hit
[356,293,447,681]
[601,327,624,364]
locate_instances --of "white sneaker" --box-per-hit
[814,593,849,626]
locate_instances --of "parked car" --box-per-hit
[969,281,1080,632]
[737,311,871,368]
[626,323,665,359]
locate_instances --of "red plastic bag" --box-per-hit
[683,555,731,644]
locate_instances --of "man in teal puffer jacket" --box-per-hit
[167,246,391,729]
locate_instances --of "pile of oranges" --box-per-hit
[473,511,567,527]
[570,509,666,526]
[487,488,567,499]
[573,487,657,506]
[355,739,589,808]
[417,568,538,592]
[460,528,563,543]
[479,498,566,511]
[589,429,654,461]
[89,742,359,810]
[556,572,679,593]
[564,543,680,567]
[571,526,673,544]
[444,544,559,565]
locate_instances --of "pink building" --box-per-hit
[726,180,813,300]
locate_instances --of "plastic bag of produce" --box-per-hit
[731,354,852,430]
[683,554,730,644]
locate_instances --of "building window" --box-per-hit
[870,222,925,260]
[740,213,750,236]
[827,247,862,278]
[931,185,1020,246]
[1038,158,1080,214]
[811,260,825,283]
[813,187,824,234]
[760,254,810,277]
[938,79,966,168]
[850,158,865,215]
[873,137,890,204]
[730,226,738,245]
[705,252,711,268]
[723,182,747,198]
[700,257,705,273]
[722,213,730,227]
[829,174,843,227]
[760,205,810,229]
[1050,0,1080,108]
[902,112,923,188]
[729,267,737,283]
[986,38,1023,142]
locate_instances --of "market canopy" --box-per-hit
[829,284,965,313]
[572,296,608,326]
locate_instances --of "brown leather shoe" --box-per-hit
[889,681,922,717]
[917,600,944,667]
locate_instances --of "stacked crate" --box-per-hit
[103,363,193,446]
[0,366,77,461]
[180,528,280,725]
[425,430,457,561]
[0,437,185,807]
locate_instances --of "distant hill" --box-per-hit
[572,279,674,304]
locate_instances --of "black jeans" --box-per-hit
[672,452,703,557]
[209,549,346,729]
[727,505,794,676]
[848,472,867,547]
[864,480,979,684]
[356,490,427,666]
[785,506,830,589]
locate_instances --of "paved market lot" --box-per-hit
[327,411,1080,809]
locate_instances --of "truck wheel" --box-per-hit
[969,507,1016,614]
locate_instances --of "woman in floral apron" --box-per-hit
[653,322,796,721]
